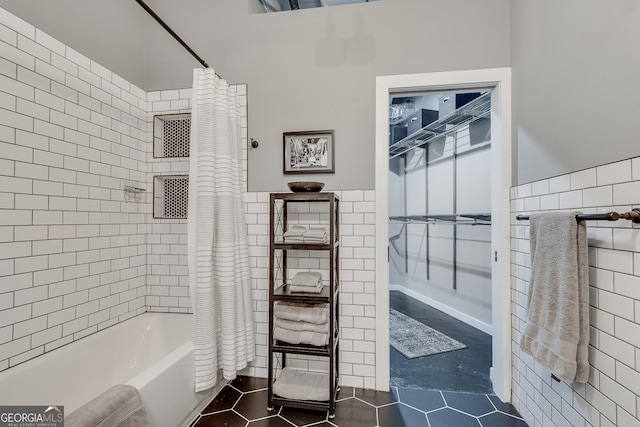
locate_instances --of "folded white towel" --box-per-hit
[275,318,329,333]
[284,237,305,243]
[274,326,329,346]
[289,284,322,293]
[303,237,327,243]
[273,367,329,401]
[303,227,327,239]
[292,271,322,286]
[519,211,590,383]
[283,226,306,238]
[274,302,328,324]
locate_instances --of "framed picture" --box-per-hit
[283,130,335,174]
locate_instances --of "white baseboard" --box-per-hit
[389,284,493,335]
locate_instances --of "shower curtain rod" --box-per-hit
[134,0,219,76]
[516,208,640,223]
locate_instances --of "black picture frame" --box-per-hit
[283,130,335,174]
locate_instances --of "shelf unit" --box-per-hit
[268,192,340,417]
[389,91,491,160]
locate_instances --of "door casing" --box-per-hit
[374,67,512,401]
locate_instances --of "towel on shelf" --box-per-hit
[274,302,329,324]
[284,225,306,238]
[276,317,330,333]
[289,284,323,293]
[284,237,305,243]
[283,226,306,243]
[66,384,149,427]
[519,211,590,383]
[302,227,328,243]
[292,271,323,286]
[274,326,329,346]
[289,271,323,293]
[272,367,330,401]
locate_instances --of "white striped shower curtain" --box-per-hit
[188,68,255,392]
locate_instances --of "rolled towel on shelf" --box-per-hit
[274,326,329,346]
[274,302,329,324]
[276,318,329,333]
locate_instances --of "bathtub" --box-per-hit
[0,313,213,427]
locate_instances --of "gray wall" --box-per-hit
[230,0,511,191]
[0,0,511,191]
[4,1,640,188]
[511,0,640,185]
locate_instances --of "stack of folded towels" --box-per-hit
[290,271,323,293]
[274,301,329,347]
[283,226,328,244]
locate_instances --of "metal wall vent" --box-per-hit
[153,113,191,158]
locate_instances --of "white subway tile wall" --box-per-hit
[512,157,640,427]
[0,9,148,369]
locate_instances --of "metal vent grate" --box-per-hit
[154,175,188,219]
[153,113,191,158]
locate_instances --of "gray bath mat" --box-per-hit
[389,309,467,359]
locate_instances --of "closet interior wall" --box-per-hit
[388,93,493,332]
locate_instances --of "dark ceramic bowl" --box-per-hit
[287,181,325,192]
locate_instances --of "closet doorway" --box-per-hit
[388,89,493,393]
[374,68,512,402]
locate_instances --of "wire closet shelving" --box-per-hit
[389,91,492,160]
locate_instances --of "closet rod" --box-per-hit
[516,209,640,223]
[134,0,215,73]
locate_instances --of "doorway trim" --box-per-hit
[374,68,512,401]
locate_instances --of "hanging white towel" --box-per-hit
[519,211,589,383]
[188,68,255,393]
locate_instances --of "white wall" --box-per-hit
[512,157,640,427]
[0,9,148,370]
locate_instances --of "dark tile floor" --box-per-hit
[390,291,493,393]
[189,376,528,427]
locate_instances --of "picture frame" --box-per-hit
[283,130,335,174]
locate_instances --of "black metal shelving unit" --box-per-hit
[267,192,340,418]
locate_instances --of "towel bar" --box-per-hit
[516,208,640,223]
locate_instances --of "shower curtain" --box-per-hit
[188,68,255,392]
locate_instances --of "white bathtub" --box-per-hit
[0,313,211,427]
